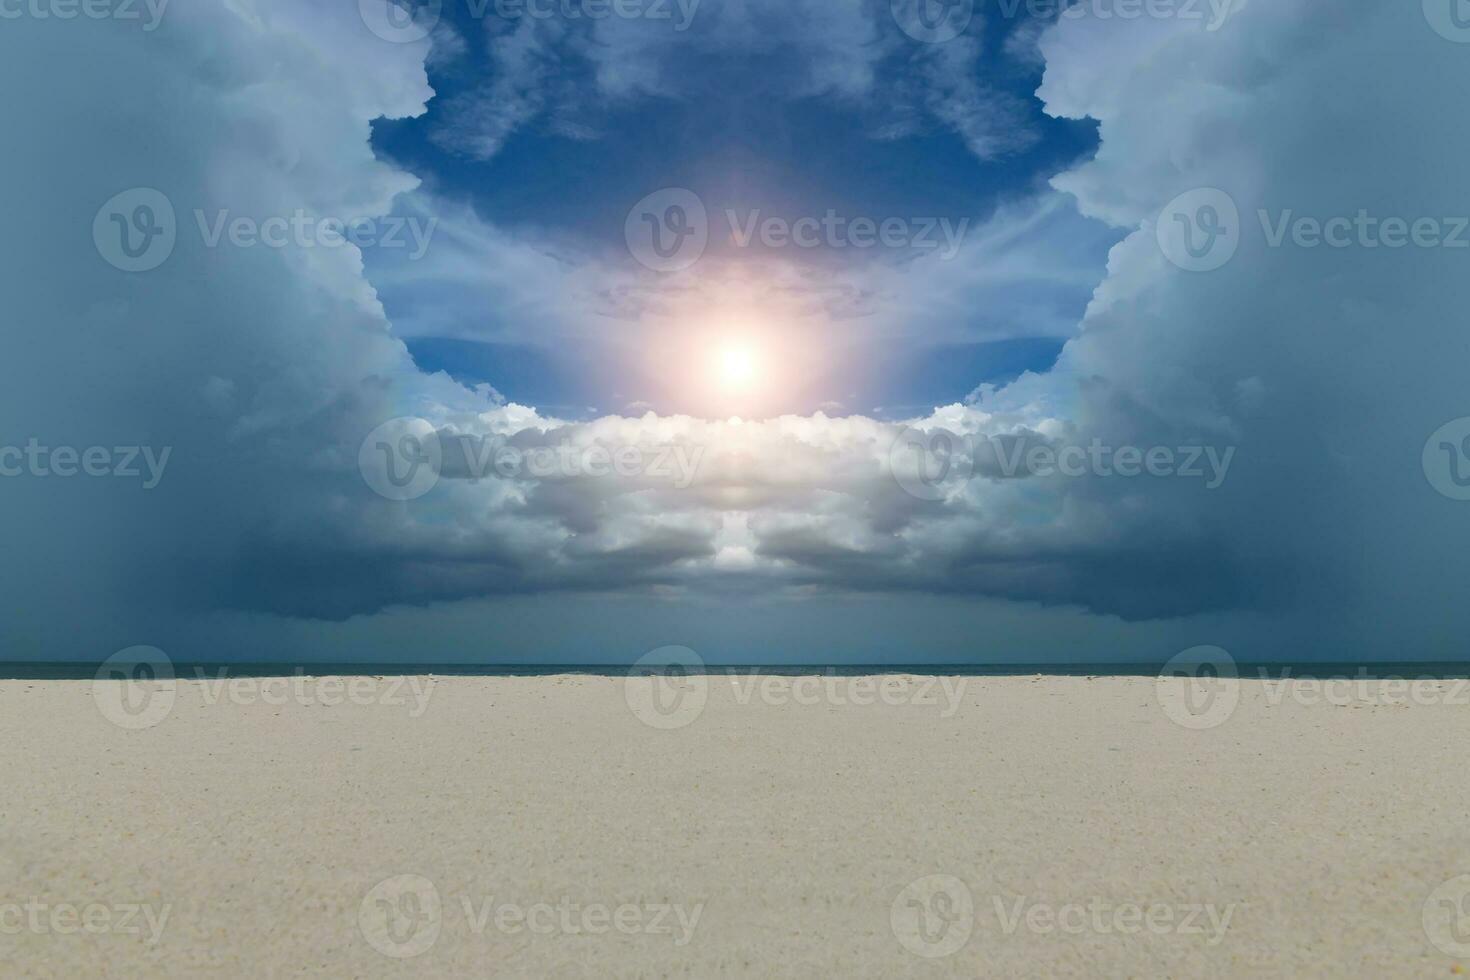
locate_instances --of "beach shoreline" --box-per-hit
[3,673,1468,976]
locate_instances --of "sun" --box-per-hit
[715,342,760,390]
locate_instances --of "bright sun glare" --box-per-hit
[715,343,759,390]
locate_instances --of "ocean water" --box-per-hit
[7,661,1470,679]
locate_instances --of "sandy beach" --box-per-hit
[3,669,1469,977]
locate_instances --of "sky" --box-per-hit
[3,0,1470,664]
[363,0,1112,418]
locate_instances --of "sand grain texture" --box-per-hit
[1,673,1467,977]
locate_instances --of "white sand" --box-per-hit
[2,671,1469,977]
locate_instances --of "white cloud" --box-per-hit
[4,0,1467,662]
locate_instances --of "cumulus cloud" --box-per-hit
[1024,0,1470,652]
[3,0,1466,662]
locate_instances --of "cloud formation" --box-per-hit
[3,0,1467,662]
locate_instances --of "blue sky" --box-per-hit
[365,0,1112,416]
[8,0,1469,663]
